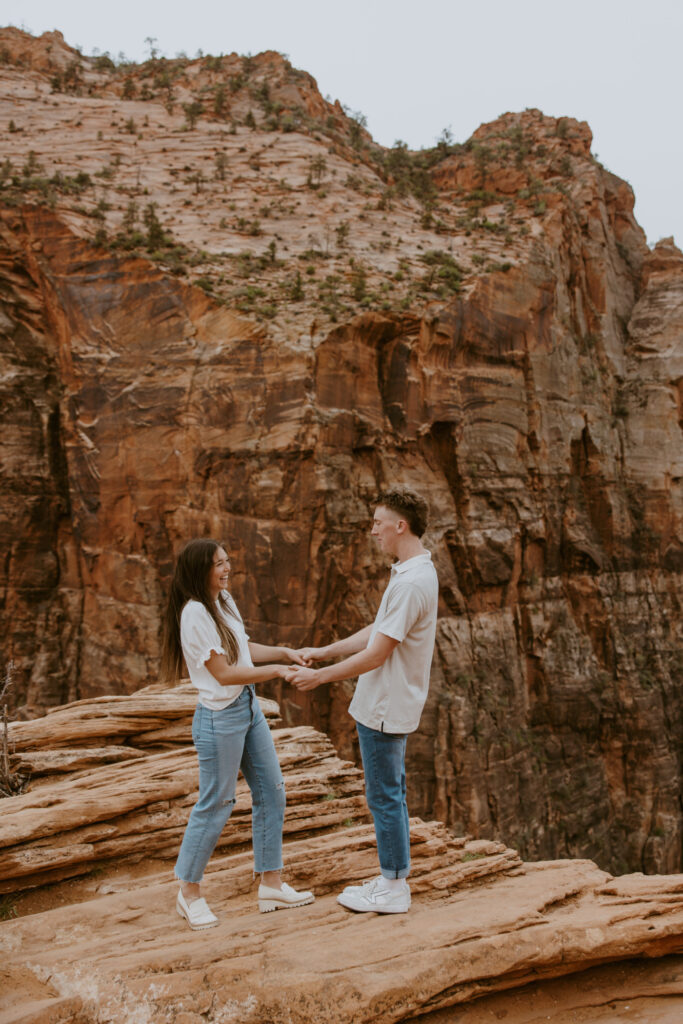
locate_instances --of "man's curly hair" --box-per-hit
[375,487,429,538]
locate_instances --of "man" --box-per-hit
[286,487,439,913]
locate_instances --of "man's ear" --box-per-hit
[396,519,407,534]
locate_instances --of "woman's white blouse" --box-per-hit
[180,592,253,709]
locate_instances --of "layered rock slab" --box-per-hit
[1,689,366,892]
[3,831,683,1023]
[417,958,683,1023]
[2,690,683,1023]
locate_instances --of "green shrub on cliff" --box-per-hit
[143,202,167,248]
[419,250,464,296]
[182,101,203,130]
[375,140,438,207]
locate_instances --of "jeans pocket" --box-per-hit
[191,704,202,745]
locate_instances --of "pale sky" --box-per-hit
[7,0,682,247]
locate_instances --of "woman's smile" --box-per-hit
[208,548,231,598]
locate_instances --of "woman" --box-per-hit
[161,538,314,930]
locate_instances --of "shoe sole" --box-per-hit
[258,894,315,913]
[336,893,410,914]
[176,901,219,930]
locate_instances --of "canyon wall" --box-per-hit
[1,29,682,874]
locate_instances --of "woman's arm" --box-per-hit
[248,642,306,666]
[205,650,290,686]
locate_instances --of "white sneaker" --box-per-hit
[337,877,411,914]
[176,889,218,930]
[258,881,315,913]
[341,874,383,894]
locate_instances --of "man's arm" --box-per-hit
[287,632,398,691]
[297,624,374,665]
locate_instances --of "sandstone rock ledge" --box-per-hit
[2,691,683,1024]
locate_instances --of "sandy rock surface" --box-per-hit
[2,689,683,1023]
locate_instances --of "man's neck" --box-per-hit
[395,536,426,564]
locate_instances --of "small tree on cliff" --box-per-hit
[435,126,455,159]
[122,200,138,232]
[335,220,350,250]
[473,142,491,186]
[143,202,166,249]
[214,150,228,181]
[346,108,367,149]
[307,155,327,188]
[145,36,160,61]
[182,101,203,130]
[214,83,228,119]
[290,270,304,300]
[351,262,367,301]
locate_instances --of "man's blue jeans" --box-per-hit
[175,686,285,883]
[356,721,410,879]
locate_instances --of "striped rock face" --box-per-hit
[1,28,682,876]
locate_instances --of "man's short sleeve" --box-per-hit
[180,602,225,670]
[374,583,425,643]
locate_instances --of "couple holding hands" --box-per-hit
[161,487,438,930]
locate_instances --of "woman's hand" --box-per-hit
[285,665,323,691]
[281,647,307,666]
[295,647,327,666]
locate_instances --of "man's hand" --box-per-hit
[285,665,323,691]
[281,647,306,666]
[295,647,327,666]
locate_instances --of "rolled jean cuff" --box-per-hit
[175,869,203,884]
[380,865,410,879]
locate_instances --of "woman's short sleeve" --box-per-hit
[180,601,225,670]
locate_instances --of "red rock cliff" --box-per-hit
[1,31,681,875]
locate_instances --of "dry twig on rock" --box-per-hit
[1,661,28,798]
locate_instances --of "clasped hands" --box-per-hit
[280,647,326,691]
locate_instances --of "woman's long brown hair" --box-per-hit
[161,539,240,683]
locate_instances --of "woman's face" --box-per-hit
[207,546,231,599]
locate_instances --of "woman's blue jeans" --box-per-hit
[356,721,410,879]
[175,686,285,883]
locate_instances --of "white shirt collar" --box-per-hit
[390,550,432,575]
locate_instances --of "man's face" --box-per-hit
[371,505,403,556]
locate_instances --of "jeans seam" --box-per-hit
[242,735,265,870]
[176,700,241,883]
[359,723,410,879]
[182,705,217,882]
[241,710,285,874]
[375,738,397,872]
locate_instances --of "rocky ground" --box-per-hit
[2,687,683,1024]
